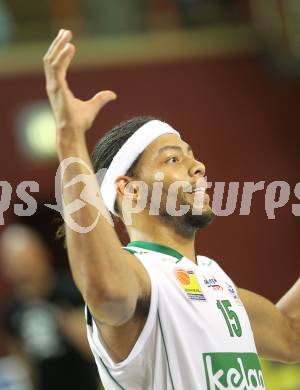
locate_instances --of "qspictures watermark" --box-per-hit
[1,157,300,232]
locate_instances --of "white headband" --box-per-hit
[100,120,180,215]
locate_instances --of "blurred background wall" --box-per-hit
[0,0,299,389]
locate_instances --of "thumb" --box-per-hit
[89,90,117,114]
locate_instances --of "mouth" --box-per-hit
[185,185,210,205]
[191,187,206,194]
[186,186,206,195]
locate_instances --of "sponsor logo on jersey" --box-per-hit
[203,352,266,389]
[203,275,223,291]
[226,282,243,306]
[174,268,206,301]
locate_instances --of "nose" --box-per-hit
[189,159,205,177]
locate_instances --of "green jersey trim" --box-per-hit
[126,241,183,262]
[123,247,138,255]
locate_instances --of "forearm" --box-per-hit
[44,30,141,326]
[239,287,300,363]
[276,278,300,361]
[57,133,140,322]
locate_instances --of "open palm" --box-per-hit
[43,29,117,135]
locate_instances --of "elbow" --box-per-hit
[287,318,300,364]
[84,282,138,327]
[281,325,300,364]
[280,350,300,365]
[84,283,124,306]
[74,260,141,326]
[285,341,300,364]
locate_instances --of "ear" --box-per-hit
[114,176,139,200]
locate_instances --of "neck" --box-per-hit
[127,214,197,263]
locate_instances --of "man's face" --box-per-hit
[130,133,215,231]
[0,238,51,288]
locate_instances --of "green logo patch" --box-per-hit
[203,352,265,389]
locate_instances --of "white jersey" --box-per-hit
[86,241,266,390]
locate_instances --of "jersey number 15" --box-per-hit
[216,299,242,337]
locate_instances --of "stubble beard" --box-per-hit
[152,191,215,239]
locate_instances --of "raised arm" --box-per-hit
[43,29,150,326]
[238,278,300,364]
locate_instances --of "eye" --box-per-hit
[166,156,179,164]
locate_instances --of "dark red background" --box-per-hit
[0,53,299,301]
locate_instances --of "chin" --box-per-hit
[184,206,215,230]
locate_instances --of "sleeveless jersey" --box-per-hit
[85,241,266,390]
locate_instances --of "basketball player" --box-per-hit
[43,29,300,389]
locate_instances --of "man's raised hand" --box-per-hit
[43,29,117,138]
